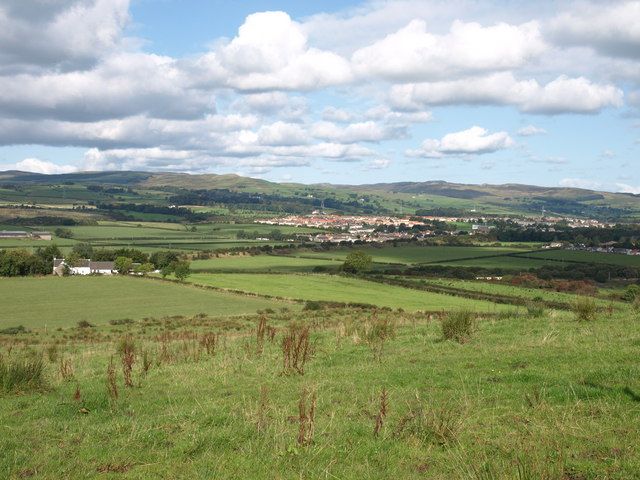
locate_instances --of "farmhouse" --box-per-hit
[53,258,115,276]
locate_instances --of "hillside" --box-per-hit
[1,170,638,220]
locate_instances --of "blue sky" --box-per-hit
[0,0,639,192]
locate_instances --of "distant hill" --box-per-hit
[0,170,638,220]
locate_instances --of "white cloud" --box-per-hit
[407,126,514,158]
[365,159,391,170]
[311,121,404,143]
[208,11,353,91]
[257,122,310,146]
[517,125,547,136]
[322,107,354,122]
[390,73,624,114]
[0,0,131,72]
[13,158,78,174]
[352,19,545,81]
[559,178,604,190]
[549,1,640,59]
[616,183,640,194]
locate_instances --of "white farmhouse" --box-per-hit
[53,258,115,276]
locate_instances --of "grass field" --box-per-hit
[188,273,510,312]
[0,277,292,329]
[1,305,639,478]
[518,249,640,267]
[294,245,531,265]
[191,255,342,272]
[423,278,617,306]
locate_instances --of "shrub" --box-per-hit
[77,320,94,329]
[0,325,28,335]
[622,284,640,302]
[0,356,46,393]
[303,301,323,311]
[572,297,597,322]
[441,310,475,343]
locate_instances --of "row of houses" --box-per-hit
[0,230,52,240]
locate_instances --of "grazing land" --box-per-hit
[191,255,342,272]
[0,277,292,329]
[1,305,639,478]
[188,273,510,312]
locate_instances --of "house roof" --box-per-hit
[53,258,115,270]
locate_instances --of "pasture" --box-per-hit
[0,276,291,329]
[1,305,639,478]
[191,255,342,272]
[294,245,531,265]
[187,273,510,312]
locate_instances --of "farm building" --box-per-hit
[53,258,115,276]
[0,230,52,240]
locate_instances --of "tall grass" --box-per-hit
[572,297,598,322]
[0,355,46,393]
[441,310,476,343]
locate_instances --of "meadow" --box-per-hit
[187,273,510,312]
[0,276,291,329]
[293,245,532,266]
[1,304,639,478]
[520,249,640,268]
[191,255,342,272]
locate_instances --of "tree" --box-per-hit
[172,261,191,282]
[343,250,372,274]
[54,227,73,238]
[160,264,173,278]
[71,242,93,259]
[114,256,133,275]
[134,262,155,276]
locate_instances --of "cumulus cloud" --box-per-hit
[517,125,547,136]
[390,73,624,114]
[0,0,130,72]
[310,121,405,143]
[352,19,545,81]
[202,11,352,91]
[13,158,78,174]
[549,1,640,59]
[407,126,514,158]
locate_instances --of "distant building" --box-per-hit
[0,230,52,240]
[53,258,115,276]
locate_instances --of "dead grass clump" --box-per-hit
[199,332,218,355]
[297,387,317,446]
[118,337,136,387]
[282,324,312,375]
[59,357,74,381]
[106,356,118,403]
[374,388,389,437]
[256,316,267,355]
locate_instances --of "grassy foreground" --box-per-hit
[1,306,639,478]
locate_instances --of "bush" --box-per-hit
[622,285,640,302]
[0,356,46,393]
[303,301,323,311]
[77,320,95,329]
[0,325,28,335]
[572,297,597,322]
[441,310,475,343]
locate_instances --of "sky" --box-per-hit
[0,0,639,192]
